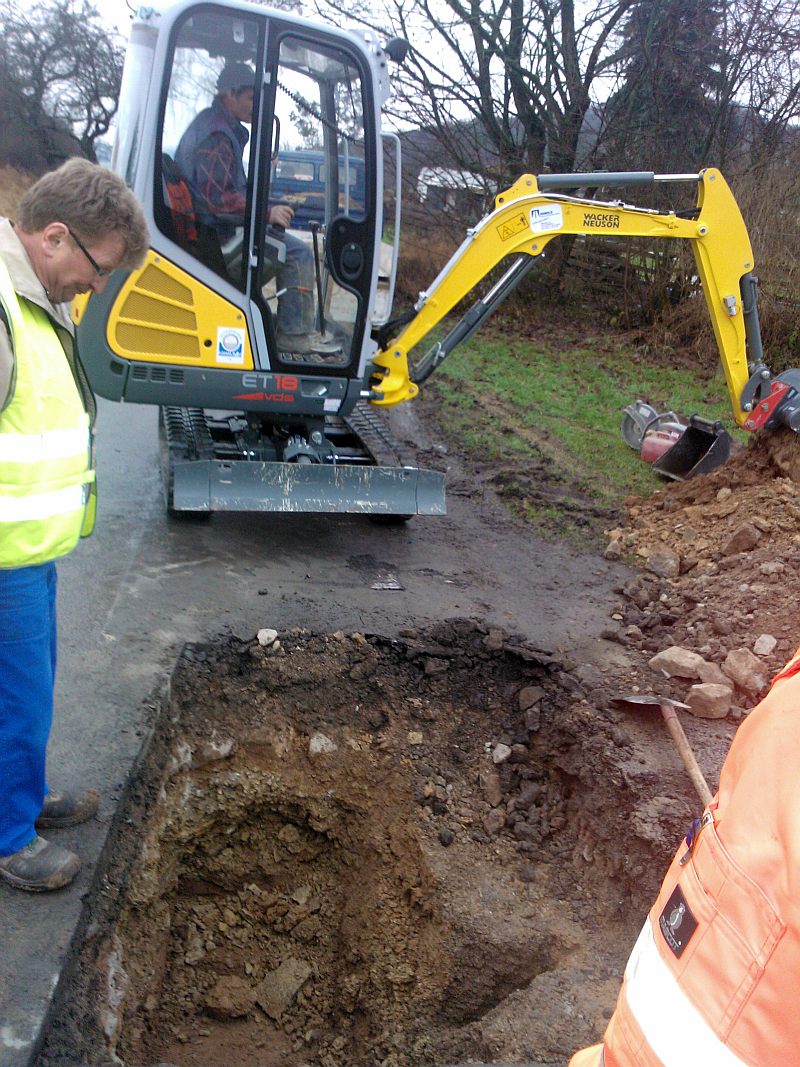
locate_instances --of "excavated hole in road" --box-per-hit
[40,620,695,1067]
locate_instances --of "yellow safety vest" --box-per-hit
[0,259,96,567]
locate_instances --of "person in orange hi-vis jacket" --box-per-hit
[569,648,800,1067]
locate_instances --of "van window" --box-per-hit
[274,158,315,183]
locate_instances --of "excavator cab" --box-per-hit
[75,0,441,517]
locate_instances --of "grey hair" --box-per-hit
[18,157,149,270]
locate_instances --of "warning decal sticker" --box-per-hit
[496,213,529,242]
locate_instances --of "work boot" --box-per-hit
[276,329,343,355]
[0,836,80,892]
[37,788,100,828]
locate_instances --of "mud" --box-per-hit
[37,620,709,1067]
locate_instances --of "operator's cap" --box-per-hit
[217,62,256,94]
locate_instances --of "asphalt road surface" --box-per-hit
[0,397,627,1066]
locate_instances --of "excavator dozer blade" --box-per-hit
[651,415,732,481]
[171,459,446,515]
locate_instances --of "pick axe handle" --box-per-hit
[660,704,714,807]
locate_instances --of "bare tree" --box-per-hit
[0,0,124,170]
[312,0,638,191]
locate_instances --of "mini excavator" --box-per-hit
[74,0,800,517]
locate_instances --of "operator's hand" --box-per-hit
[268,203,294,229]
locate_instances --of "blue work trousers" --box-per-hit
[274,233,315,335]
[0,562,56,855]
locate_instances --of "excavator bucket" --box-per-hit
[651,415,732,480]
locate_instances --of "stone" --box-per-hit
[603,539,623,560]
[308,731,337,755]
[483,808,507,835]
[407,731,424,745]
[518,685,545,711]
[190,734,237,769]
[479,765,504,807]
[753,633,778,656]
[685,683,733,719]
[204,975,255,1020]
[760,561,785,576]
[574,663,606,690]
[516,782,543,810]
[484,629,506,651]
[648,645,706,680]
[491,743,512,765]
[722,648,769,696]
[721,522,761,557]
[524,704,542,732]
[646,547,681,578]
[255,958,313,1020]
[696,660,731,688]
[438,828,455,847]
[257,628,279,646]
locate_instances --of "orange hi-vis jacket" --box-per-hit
[569,649,800,1067]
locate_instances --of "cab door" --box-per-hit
[254,30,376,373]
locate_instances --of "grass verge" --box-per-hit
[424,326,745,542]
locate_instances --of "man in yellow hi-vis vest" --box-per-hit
[0,159,148,892]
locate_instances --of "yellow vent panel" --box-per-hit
[115,323,201,360]
[119,291,197,332]
[105,251,254,369]
[136,264,194,304]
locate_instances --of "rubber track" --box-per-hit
[343,401,416,469]
[162,407,215,460]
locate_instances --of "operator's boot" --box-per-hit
[37,788,100,828]
[276,329,343,356]
[0,835,80,892]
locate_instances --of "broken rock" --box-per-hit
[518,685,545,711]
[685,683,733,720]
[645,547,681,578]
[721,522,761,557]
[204,975,256,1020]
[648,645,706,680]
[491,743,512,765]
[696,660,733,688]
[722,648,768,697]
[753,633,777,657]
[255,957,313,1020]
[479,764,504,808]
[483,808,507,836]
[308,731,338,755]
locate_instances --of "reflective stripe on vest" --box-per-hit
[0,258,95,567]
[622,921,748,1067]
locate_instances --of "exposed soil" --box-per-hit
[39,621,706,1067]
[37,400,800,1067]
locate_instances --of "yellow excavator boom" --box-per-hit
[371,168,787,434]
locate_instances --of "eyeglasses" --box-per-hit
[67,227,111,278]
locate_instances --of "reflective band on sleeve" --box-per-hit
[624,922,749,1067]
[0,426,89,463]
[0,483,86,521]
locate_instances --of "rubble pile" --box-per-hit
[605,429,800,716]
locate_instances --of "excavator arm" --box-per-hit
[371,167,798,435]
